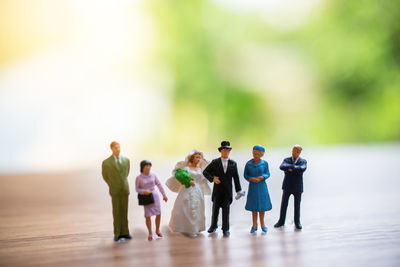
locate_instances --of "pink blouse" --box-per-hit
[135,172,166,197]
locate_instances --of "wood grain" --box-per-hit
[1,146,400,266]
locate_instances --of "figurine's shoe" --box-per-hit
[261,227,268,233]
[295,223,302,230]
[148,236,153,241]
[114,236,120,242]
[120,234,132,240]
[274,221,284,228]
[222,231,230,237]
[156,232,163,238]
[250,227,257,234]
[208,226,217,233]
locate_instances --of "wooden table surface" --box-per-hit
[1,145,400,266]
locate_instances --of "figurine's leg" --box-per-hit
[120,194,129,236]
[155,214,161,234]
[145,216,152,236]
[278,190,290,224]
[294,192,302,225]
[221,205,230,231]
[111,195,121,237]
[252,212,258,228]
[210,203,219,228]
[259,212,265,228]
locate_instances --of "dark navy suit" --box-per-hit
[277,157,307,225]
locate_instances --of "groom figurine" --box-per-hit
[203,141,244,237]
[274,145,307,230]
[102,141,132,241]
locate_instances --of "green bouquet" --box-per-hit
[175,168,194,188]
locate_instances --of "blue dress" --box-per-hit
[244,159,272,212]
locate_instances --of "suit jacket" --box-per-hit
[102,155,130,196]
[203,158,242,205]
[279,157,307,192]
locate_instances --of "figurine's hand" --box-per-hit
[190,181,195,187]
[163,196,168,202]
[235,190,246,200]
[257,176,264,181]
[143,190,151,195]
[250,177,259,183]
[288,168,293,172]
[213,176,221,184]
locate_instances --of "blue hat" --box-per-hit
[253,145,265,152]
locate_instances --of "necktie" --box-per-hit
[116,158,122,170]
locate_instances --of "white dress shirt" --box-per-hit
[221,157,229,173]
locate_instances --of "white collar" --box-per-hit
[221,157,229,161]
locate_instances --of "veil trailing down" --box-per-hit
[166,149,211,236]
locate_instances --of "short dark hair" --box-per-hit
[140,160,152,173]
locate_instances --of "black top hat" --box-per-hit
[218,141,232,151]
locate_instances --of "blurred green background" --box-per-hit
[0,0,399,171]
[148,0,400,151]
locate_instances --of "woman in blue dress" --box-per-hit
[244,145,272,234]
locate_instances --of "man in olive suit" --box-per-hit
[102,141,131,241]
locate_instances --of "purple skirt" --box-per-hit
[143,190,161,217]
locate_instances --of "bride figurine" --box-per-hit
[166,149,211,236]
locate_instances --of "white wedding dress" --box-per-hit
[166,151,211,235]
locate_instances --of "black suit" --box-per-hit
[203,158,242,231]
[277,157,307,224]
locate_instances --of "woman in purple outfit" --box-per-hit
[135,160,168,241]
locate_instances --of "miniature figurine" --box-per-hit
[166,149,211,236]
[135,160,168,241]
[203,141,245,237]
[274,145,307,230]
[101,141,131,242]
[244,145,272,234]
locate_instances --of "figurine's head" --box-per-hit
[218,141,232,158]
[292,145,302,159]
[110,141,120,157]
[252,145,265,160]
[188,152,202,166]
[140,160,152,175]
[185,149,208,169]
[220,148,230,158]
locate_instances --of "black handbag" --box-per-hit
[138,193,154,205]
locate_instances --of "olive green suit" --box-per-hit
[102,155,130,237]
